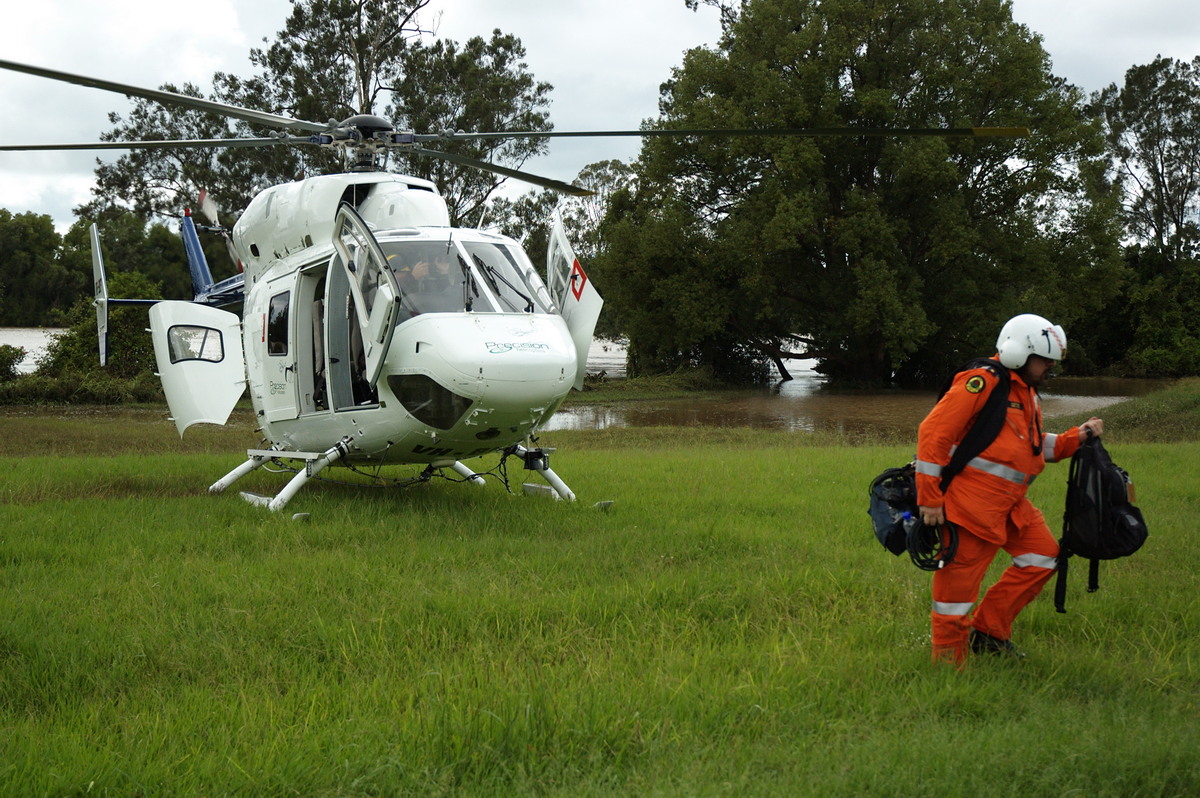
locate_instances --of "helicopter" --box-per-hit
[0,58,1028,511]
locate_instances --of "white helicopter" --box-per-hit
[0,58,1027,511]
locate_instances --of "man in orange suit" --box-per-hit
[916,314,1104,665]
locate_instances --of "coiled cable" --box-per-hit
[904,514,959,571]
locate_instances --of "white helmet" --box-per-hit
[995,314,1067,369]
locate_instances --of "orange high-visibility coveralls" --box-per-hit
[916,362,1081,664]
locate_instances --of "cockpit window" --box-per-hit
[382,240,468,315]
[460,241,554,314]
[378,238,554,318]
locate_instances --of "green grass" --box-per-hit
[1,384,1198,795]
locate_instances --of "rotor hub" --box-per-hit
[336,114,395,141]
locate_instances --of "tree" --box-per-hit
[1075,56,1200,377]
[558,160,637,261]
[61,211,195,301]
[236,0,432,121]
[389,31,554,226]
[490,189,558,258]
[601,187,764,379]
[27,269,165,407]
[486,161,634,340]
[85,0,434,223]
[602,0,1122,384]
[80,83,241,222]
[1095,56,1200,260]
[0,210,76,326]
[490,160,636,259]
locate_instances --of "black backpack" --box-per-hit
[1053,436,1148,613]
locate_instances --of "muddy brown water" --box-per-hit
[2,330,1164,436]
[547,375,1166,435]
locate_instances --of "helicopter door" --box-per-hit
[148,302,246,437]
[259,282,300,422]
[333,203,400,390]
[547,211,603,390]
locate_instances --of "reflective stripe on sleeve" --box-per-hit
[932,600,974,616]
[1043,433,1061,462]
[915,459,943,477]
[1013,553,1057,570]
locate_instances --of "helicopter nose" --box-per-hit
[387,314,577,404]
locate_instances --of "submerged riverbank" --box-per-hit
[2,377,1196,456]
[557,373,1176,438]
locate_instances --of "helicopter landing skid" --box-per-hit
[209,440,575,510]
[449,461,487,486]
[511,444,575,502]
[209,440,350,512]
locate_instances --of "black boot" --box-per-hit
[969,629,1025,659]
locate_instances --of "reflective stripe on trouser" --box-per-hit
[931,499,1059,663]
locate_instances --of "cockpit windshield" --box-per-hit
[462,240,555,314]
[378,237,554,318]
[382,240,466,315]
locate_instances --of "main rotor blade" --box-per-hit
[420,126,1031,142]
[408,146,594,196]
[0,59,328,134]
[0,137,314,152]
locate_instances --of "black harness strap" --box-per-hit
[938,358,1011,493]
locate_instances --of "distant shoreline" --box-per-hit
[0,327,63,374]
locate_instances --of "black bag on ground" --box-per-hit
[1054,436,1148,613]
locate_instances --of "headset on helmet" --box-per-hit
[995,314,1067,369]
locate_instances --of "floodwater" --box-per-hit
[546,381,1146,435]
[559,339,1163,434]
[0,329,1163,435]
[0,327,62,374]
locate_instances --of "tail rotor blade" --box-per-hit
[198,189,220,226]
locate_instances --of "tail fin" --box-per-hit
[88,224,162,366]
[90,223,109,366]
[186,192,245,306]
[546,210,603,390]
[181,209,218,299]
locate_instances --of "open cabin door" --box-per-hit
[332,203,400,390]
[547,210,603,390]
[149,302,246,437]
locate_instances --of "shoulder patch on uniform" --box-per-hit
[965,375,987,394]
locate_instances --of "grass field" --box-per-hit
[1,384,1198,796]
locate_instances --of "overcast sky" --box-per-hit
[1,0,1197,232]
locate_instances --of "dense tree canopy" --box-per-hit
[601,0,1123,384]
[1095,56,1200,261]
[0,210,73,326]
[1073,55,1200,377]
